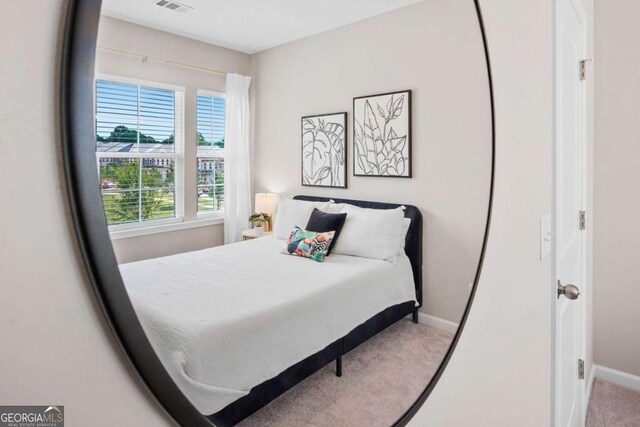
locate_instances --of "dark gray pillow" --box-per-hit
[305,208,347,256]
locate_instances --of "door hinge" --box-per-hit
[578,359,585,379]
[579,59,592,81]
[579,210,586,230]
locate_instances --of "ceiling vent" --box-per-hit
[153,0,193,13]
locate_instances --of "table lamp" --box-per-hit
[254,193,278,232]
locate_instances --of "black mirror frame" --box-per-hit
[60,0,494,425]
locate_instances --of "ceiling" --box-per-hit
[101,0,423,54]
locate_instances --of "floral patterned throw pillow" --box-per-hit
[282,227,335,262]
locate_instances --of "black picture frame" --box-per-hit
[301,112,348,189]
[60,0,495,425]
[353,89,412,178]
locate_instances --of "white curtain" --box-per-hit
[224,73,252,244]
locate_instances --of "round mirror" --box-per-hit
[62,0,493,425]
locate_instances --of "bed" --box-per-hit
[119,196,423,426]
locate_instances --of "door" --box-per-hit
[555,0,587,426]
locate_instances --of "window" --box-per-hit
[196,93,225,214]
[95,79,183,227]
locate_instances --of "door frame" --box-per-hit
[552,0,588,425]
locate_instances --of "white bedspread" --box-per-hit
[119,236,416,414]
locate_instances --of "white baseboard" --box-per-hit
[416,312,459,334]
[594,365,640,393]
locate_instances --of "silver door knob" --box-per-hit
[557,280,580,300]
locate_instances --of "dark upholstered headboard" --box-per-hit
[293,195,423,308]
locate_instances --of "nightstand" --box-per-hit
[242,229,273,241]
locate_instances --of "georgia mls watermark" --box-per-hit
[0,406,64,427]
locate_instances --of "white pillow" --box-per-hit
[332,205,406,261]
[398,217,411,255]
[323,203,348,214]
[273,199,332,240]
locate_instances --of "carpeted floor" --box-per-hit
[238,319,453,427]
[586,379,640,427]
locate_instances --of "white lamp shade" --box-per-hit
[254,193,278,215]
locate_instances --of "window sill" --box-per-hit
[109,216,224,240]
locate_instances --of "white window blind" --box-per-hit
[196,94,225,214]
[95,80,183,226]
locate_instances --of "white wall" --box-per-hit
[0,2,175,425]
[410,0,554,424]
[251,0,492,323]
[111,227,224,264]
[593,0,640,377]
[0,0,558,426]
[97,17,251,263]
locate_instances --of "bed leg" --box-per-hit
[412,309,419,324]
[336,356,342,377]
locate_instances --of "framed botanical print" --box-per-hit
[353,90,411,178]
[301,112,347,188]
